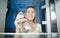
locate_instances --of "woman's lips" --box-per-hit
[29,15,33,18]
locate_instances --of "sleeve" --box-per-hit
[39,24,42,33]
[38,23,42,33]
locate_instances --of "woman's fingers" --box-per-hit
[19,19,27,23]
[16,13,24,19]
[14,18,27,29]
[14,13,27,32]
[15,18,27,24]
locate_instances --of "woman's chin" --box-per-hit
[27,18,34,21]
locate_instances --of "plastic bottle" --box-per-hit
[19,11,31,33]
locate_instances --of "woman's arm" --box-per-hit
[14,13,26,33]
[14,24,22,38]
[14,19,22,33]
[14,13,23,38]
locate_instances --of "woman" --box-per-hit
[14,6,42,33]
[14,6,42,38]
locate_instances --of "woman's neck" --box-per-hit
[27,20,33,24]
[27,20,35,27]
[27,20,37,32]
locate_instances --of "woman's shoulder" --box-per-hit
[36,23,42,29]
[37,23,41,26]
[36,23,42,32]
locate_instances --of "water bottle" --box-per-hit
[19,11,31,33]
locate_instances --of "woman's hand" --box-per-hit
[14,13,27,33]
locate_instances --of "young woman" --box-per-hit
[14,6,42,33]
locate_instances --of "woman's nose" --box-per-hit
[29,11,32,14]
[29,13,32,15]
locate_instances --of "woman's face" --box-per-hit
[26,8,36,21]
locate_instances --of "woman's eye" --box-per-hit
[27,11,35,14]
[32,11,35,13]
[26,11,29,13]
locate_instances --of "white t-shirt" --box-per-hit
[28,23,42,33]
[22,23,42,38]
